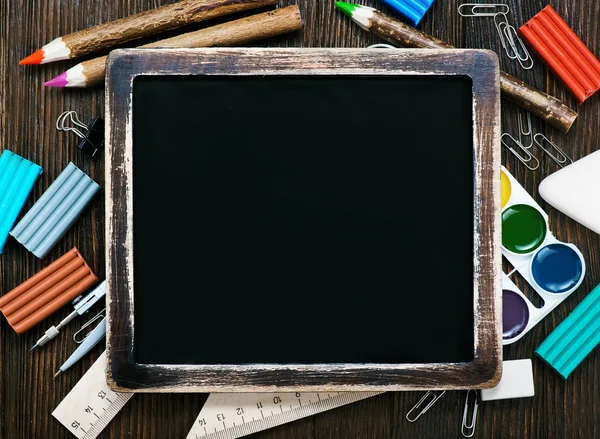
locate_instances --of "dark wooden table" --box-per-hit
[1,0,599,438]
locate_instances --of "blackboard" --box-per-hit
[106,48,501,392]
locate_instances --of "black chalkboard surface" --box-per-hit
[106,48,501,392]
[132,76,474,365]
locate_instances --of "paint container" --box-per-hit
[501,167,585,345]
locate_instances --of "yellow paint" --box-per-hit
[501,170,512,208]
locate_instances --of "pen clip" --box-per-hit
[73,309,106,344]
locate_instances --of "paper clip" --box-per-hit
[533,133,573,168]
[56,110,105,158]
[367,43,396,49]
[458,3,509,17]
[73,309,106,344]
[406,391,446,422]
[518,110,533,148]
[493,13,534,70]
[501,133,540,171]
[461,390,479,438]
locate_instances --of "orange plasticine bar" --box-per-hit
[0,248,97,334]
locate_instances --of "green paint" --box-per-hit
[502,204,547,254]
[336,2,360,17]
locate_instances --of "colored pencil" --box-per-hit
[335,2,578,133]
[20,0,276,65]
[45,6,303,88]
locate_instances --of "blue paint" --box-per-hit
[531,243,583,293]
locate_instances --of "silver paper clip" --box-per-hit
[518,110,533,148]
[533,133,573,167]
[458,3,509,17]
[73,309,106,344]
[494,13,534,69]
[501,133,540,171]
[406,391,447,422]
[56,111,88,139]
[461,390,479,438]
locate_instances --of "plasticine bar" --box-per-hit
[0,248,98,334]
[0,150,43,253]
[518,5,600,103]
[536,284,600,378]
[11,162,100,259]
[380,0,435,26]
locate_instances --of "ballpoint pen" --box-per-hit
[54,316,106,378]
[30,280,106,351]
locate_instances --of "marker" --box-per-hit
[30,281,106,352]
[54,318,106,378]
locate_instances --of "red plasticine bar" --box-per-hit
[518,5,600,103]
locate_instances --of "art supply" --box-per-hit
[539,150,600,234]
[20,0,276,65]
[458,4,533,70]
[30,280,106,351]
[56,111,104,158]
[0,248,97,333]
[537,284,600,378]
[480,359,534,401]
[187,392,381,438]
[45,6,304,88]
[54,316,106,378]
[501,167,585,344]
[380,0,434,26]
[335,2,578,133]
[53,351,133,439]
[518,5,600,104]
[11,162,100,259]
[0,150,42,253]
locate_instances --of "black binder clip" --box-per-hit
[56,111,104,158]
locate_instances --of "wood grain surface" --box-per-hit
[0,0,599,438]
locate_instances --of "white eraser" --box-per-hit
[539,150,600,235]
[480,359,534,401]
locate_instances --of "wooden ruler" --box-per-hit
[53,351,380,439]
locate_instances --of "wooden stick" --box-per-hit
[336,2,578,133]
[20,0,277,64]
[45,6,303,88]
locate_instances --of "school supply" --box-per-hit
[10,162,100,259]
[0,248,98,333]
[30,281,106,351]
[479,359,534,401]
[334,2,577,133]
[501,167,585,344]
[405,391,446,422]
[0,150,43,253]
[19,0,276,65]
[537,283,600,378]
[518,5,600,104]
[54,350,379,439]
[53,351,133,439]
[461,390,478,438]
[54,316,106,378]
[539,150,600,234]
[458,3,533,70]
[380,0,434,26]
[45,6,303,88]
[502,110,572,171]
[56,112,104,158]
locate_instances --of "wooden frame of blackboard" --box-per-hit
[105,48,501,392]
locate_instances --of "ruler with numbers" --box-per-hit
[53,351,380,439]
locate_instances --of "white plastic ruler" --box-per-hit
[53,351,380,439]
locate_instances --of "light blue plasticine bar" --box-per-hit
[536,284,600,379]
[10,162,100,259]
[0,150,43,254]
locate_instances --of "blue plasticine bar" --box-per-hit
[0,150,43,254]
[380,0,435,25]
[10,162,100,259]
[536,284,600,379]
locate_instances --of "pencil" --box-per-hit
[45,6,303,88]
[335,2,578,134]
[20,0,277,65]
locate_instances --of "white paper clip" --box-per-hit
[405,390,446,422]
[461,390,479,438]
